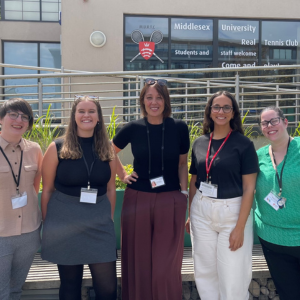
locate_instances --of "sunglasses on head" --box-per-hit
[145,78,167,86]
[74,95,99,100]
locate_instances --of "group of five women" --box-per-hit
[0,79,299,300]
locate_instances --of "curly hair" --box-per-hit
[59,96,114,161]
[139,83,171,118]
[202,91,244,135]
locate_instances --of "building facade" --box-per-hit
[61,0,300,73]
[1,0,300,79]
[1,0,300,124]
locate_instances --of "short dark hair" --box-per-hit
[0,98,34,130]
[259,106,285,122]
[203,91,244,134]
[139,83,171,118]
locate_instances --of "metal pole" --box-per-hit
[127,79,130,122]
[235,72,240,103]
[241,87,244,118]
[294,76,299,125]
[136,75,139,120]
[185,83,188,120]
[38,81,43,117]
[60,66,66,124]
[276,84,279,107]
[139,77,144,119]
[206,80,210,102]
[296,86,299,125]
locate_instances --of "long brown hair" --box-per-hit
[202,91,244,135]
[59,96,114,161]
[139,83,171,118]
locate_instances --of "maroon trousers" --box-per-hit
[121,187,187,300]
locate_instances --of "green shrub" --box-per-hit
[116,164,134,190]
[292,122,300,137]
[23,105,59,153]
[242,110,257,138]
[107,106,120,140]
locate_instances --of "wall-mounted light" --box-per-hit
[90,31,106,48]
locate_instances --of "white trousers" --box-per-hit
[190,190,253,300]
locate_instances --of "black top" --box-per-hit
[189,131,259,199]
[54,137,111,197]
[113,117,190,193]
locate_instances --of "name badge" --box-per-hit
[200,182,218,198]
[264,191,280,211]
[80,188,98,204]
[11,192,27,209]
[150,176,165,189]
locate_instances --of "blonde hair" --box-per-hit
[59,96,114,161]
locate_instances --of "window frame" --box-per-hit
[1,0,61,22]
[124,14,300,71]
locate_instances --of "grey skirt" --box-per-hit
[41,190,116,265]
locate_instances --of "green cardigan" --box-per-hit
[255,137,300,246]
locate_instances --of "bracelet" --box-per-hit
[181,190,189,197]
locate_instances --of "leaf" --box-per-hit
[23,104,59,153]
[107,106,120,140]
[242,110,257,138]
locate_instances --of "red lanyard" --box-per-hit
[205,130,232,183]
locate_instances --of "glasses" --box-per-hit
[211,105,233,113]
[145,78,167,86]
[7,111,31,122]
[260,117,283,128]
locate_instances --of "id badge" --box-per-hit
[150,176,165,189]
[264,191,280,211]
[80,188,98,204]
[200,182,218,198]
[278,197,286,209]
[11,192,27,209]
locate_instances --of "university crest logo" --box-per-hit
[139,42,155,60]
[130,30,164,63]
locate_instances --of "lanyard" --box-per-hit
[0,146,23,194]
[82,143,97,189]
[205,130,232,183]
[269,138,291,196]
[145,118,165,179]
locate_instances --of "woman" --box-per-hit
[255,106,300,300]
[113,78,190,300]
[41,96,117,300]
[0,98,42,300]
[186,91,258,300]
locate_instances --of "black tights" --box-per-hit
[57,261,117,300]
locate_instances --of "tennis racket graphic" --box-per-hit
[149,30,164,63]
[130,30,164,63]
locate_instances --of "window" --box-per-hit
[170,17,213,73]
[124,16,169,71]
[125,16,300,71]
[261,21,300,66]
[4,41,62,116]
[218,19,259,68]
[3,0,61,21]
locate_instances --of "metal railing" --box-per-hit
[1,63,300,127]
